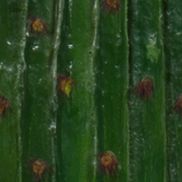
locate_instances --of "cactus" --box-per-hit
[0,0,181,182]
[0,1,27,181]
[128,0,166,181]
[165,0,182,181]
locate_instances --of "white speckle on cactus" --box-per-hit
[49,122,56,133]
[6,40,12,46]
[68,44,74,49]
[32,45,39,51]
[26,31,30,37]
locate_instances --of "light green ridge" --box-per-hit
[0,0,28,181]
[164,0,182,181]
[21,0,62,181]
[128,0,166,181]
[95,0,129,181]
[57,0,99,181]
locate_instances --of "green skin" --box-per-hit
[57,0,128,181]
[57,0,99,181]
[96,0,129,182]
[165,0,182,181]
[128,0,166,181]
[21,0,63,181]
[0,0,27,181]
[1,0,181,181]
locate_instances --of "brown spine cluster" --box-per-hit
[57,75,73,97]
[0,96,10,116]
[30,18,47,33]
[135,77,154,100]
[31,159,49,181]
[103,0,120,12]
[174,95,182,115]
[99,151,119,175]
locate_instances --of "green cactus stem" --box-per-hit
[96,0,129,181]
[128,0,166,181]
[0,0,28,181]
[21,0,63,181]
[57,0,99,181]
[164,0,182,181]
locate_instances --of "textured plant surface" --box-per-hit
[0,0,181,182]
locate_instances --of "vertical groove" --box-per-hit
[160,1,167,181]
[19,1,29,182]
[163,0,173,181]
[162,0,169,181]
[127,0,133,180]
[56,0,70,180]
[50,0,65,181]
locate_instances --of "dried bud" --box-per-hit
[31,159,48,181]
[57,75,73,97]
[136,77,154,99]
[0,96,10,115]
[30,18,47,33]
[174,95,182,115]
[103,0,120,12]
[99,151,119,175]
